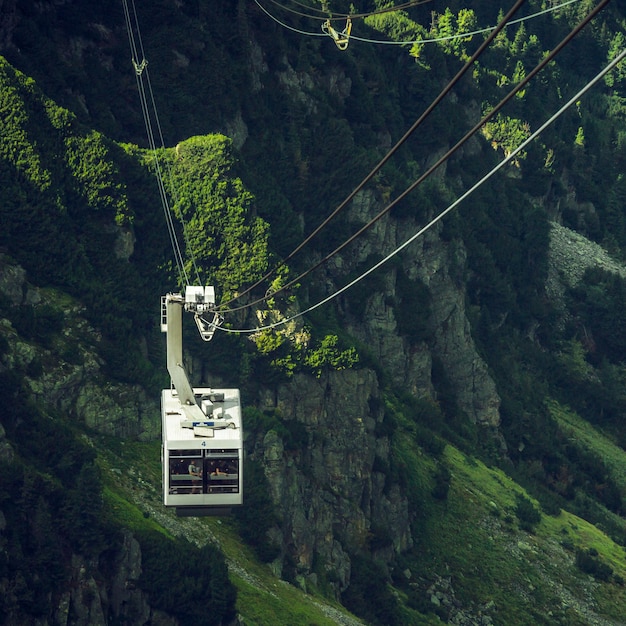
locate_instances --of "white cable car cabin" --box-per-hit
[161,286,243,517]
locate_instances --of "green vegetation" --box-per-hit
[165,134,271,297]
[303,334,360,377]
[250,329,360,380]
[0,393,120,620]
[342,554,404,625]
[3,1,626,624]
[549,400,626,495]
[514,492,542,532]
[137,530,236,626]
[391,442,626,625]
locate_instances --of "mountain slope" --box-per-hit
[2,1,626,624]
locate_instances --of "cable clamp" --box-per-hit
[322,17,352,51]
[133,58,148,75]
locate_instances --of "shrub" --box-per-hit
[575,548,613,582]
[136,529,236,625]
[431,464,451,501]
[515,493,541,531]
[342,554,403,626]
[304,334,359,378]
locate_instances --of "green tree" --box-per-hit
[66,462,106,557]
[166,134,270,297]
[304,334,359,377]
[137,530,236,625]
[605,32,626,88]
[515,493,541,531]
[342,554,403,625]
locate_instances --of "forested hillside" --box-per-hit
[2,1,626,624]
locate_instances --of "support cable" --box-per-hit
[223,0,527,309]
[122,0,202,287]
[253,0,327,38]
[219,44,626,334]
[255,0,582,45]
[217,0,611,318]
[262,0,434,21]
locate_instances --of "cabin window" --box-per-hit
[168,449,239,494]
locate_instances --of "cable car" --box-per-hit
[161,287,243,517]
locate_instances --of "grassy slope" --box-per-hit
[95,436,365,626]
[394,428,626,625]
[443,444,626,624]
[548,400,626,496]
[93,418,626,626]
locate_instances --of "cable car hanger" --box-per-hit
[322,17,352,50]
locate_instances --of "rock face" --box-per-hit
[0,254,159,441]
[547,221,626,312]
[61,535,180,626]
[417,236,501,429]
[340,187,501,429]
[259,368,412,591]
[251,192,502,583]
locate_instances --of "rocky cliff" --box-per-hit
[261,368,411,590]
[0,254,159,441]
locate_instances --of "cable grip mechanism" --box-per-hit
[322,17,352,50]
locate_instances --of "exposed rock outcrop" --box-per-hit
[0,523,173,626]
[258,368,412,590]
[338,188,501,429]
[415,234,501,429]
[0,255,159,440]
[547,221,626,314]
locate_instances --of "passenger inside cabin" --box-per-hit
[189,459,202,493]
[210,461,228,476]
